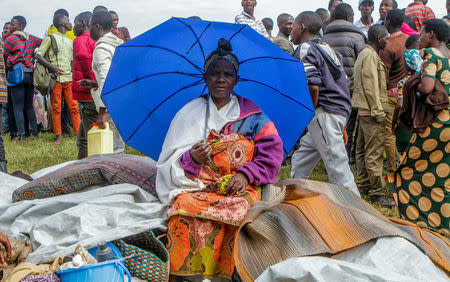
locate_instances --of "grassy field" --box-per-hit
[4,131,398,217]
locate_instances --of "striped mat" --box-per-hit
[234,179,450,282]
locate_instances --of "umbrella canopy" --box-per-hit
[102,17,314,160]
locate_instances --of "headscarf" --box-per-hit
[404,49,423,74]
[204,38,239,73]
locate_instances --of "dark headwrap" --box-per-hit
[204,38,239,73]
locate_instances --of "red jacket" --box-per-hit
[72,32,96,101]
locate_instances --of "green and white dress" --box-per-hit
[391,47,449,236]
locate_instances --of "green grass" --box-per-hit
[3,131,398,218]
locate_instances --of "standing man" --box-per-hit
[72,12,97,159]
[379,9,409,173]
[235,0,269,38]
[79,11,125,154]
[3,16,42,141]
[315,8,330,23]
[323,0,343,29]
[323,3,365,79]
[405,0,435,31]
[354,0,374,38]
[377,0,397,25]
[273,14,294,55]
[262,18,275,42]
[352,24,394,206]
[290,12,360,197]
[46,9,76,40]
[109,11,131,42]
[36,14,81,145]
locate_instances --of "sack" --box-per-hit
[113,230,169,282]
[33,35,58,96]
[6,62,25,87]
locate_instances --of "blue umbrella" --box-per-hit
[102,17,314,160]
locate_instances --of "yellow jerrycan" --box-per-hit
[87,122,114,156]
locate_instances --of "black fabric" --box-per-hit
[323,20,366,78]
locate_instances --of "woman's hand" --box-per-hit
[190,143,212,164]
[225,172,249,195]
[0,232,11,268]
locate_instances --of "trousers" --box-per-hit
[9,72,37,137]
[50,82,80,136]
[355,115,386,196]
[76,101,98,159]
[291,108,360,196]
[384,96,397,172]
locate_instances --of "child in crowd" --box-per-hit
[290,11,360,197]
[395,34,423,156]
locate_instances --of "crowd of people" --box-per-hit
[0,0,448,249]
[0,0,448,280]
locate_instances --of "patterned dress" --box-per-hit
[391,48,449,236]
[167,97,283,280]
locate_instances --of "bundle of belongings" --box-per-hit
[0,154,449,281]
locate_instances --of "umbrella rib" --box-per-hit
[102,71,203,96]
[126,78,205,142]
[238,78,315,113]
[239,56,299,65]
[175,18,210,60]
[228,25,247,43]
[119,44,204,73]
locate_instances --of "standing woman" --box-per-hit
[0,38,8,172]
[393,19,449,236]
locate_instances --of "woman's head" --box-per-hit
[419,19,450,48]
[204,39,240,100]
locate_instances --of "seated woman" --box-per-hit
[156,39,284,280]
[393,19,449,236]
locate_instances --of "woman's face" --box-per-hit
[205,59,238,100]
[419,27,432,49]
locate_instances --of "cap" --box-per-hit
[359,0,374,6]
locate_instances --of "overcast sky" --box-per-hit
[0,0,445,38]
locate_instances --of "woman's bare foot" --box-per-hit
[53,135,62,145]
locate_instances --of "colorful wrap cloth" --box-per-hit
[167,131,261,279]
[234,179,450,282]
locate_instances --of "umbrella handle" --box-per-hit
[203,93,210,143]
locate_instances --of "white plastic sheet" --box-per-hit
[256,237,448,282]
[0,173,168,264]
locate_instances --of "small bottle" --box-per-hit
[96,241,114,262]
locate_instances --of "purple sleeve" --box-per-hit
[237,134,284,186]
[178,149,202,179]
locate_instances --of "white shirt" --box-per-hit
[235,11,269,37]
[354,19,373,39]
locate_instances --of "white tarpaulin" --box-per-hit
[0,169,168,264]
[256,237,448,282]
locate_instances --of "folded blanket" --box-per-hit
[12,154,158,202]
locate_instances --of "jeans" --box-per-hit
[1,104,8,130]
[291,108,360,197]
[9,72,38,137]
